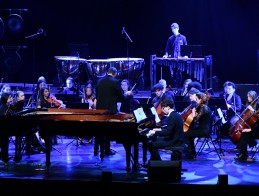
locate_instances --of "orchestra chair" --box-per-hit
[194,114,221,160]
[250,141,259,159]
[195,133,221,160]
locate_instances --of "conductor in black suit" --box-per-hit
[95,67,132,155]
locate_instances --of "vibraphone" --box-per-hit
[149,55,213,89]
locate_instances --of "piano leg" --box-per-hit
[44,136,51,168]
[123,142,132,172]
[99,136,104,161]
[140,135,148,164]
[132,141,139,171]
[14,135,22,162]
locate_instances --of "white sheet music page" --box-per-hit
[133,107,146,123]
[150,106,161,124]
[217,108,226,124]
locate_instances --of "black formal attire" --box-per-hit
[235,101,259,150]
[120,94,134,113]
[61,87,79,95]
[147,110,184,160]
[152,93,174,126]
[216,93,242,138]
[184,104,211,157]
[95,75,125,155]
[0,103,12,163]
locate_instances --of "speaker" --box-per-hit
[148,160,182,182]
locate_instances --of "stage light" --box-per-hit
[7,13,24,34]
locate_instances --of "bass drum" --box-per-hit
[86,59,110,85]
[108,57,145,86]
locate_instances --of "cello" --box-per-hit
[229,97,259,144]
[153,93,167,127]
[180,91,210,132]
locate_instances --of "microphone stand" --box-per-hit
[25,29,45,85]
[122,27,133,84]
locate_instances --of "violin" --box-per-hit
[47,97,62,107]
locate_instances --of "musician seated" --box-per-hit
[235,121,259,161]
[151,83,174,126]
[141,98,184,167]
[61,76,79,95]
[0,92,14,164]
[183,92,211,159]
[234,90,259,160]
[183,81,202,102]
[37,87,66,109]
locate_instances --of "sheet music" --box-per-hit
[150,107,161,124]
[217,108,226,124]
[133,107,147,123]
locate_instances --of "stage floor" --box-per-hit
[1,135,259,193]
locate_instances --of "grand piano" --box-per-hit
[1,108,109,162]
[38,113,153,172]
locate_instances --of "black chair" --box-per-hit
[195,133,221,160]
[250,141,259,159]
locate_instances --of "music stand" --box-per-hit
[180,45,203,58]
[208,98,228,156]
[208,98,228,112]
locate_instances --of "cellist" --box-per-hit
[183,91,211,159]
[151,83,174,126]
[234,90,259,161]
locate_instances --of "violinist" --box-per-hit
[183,91,211,159]
[82,85,97,110]
[31,77,47,108]
[79,85,97,145]
[119,79,136,113]
[0,92,14,164]
[37,87,66,109]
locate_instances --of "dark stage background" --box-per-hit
[0,0,259,89]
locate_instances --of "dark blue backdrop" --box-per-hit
[1,0,259,89]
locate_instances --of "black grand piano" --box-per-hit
[0,108,109,162]
[2,107,153,171]
[38,113,153,172]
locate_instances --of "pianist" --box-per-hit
[142,98,184,166]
